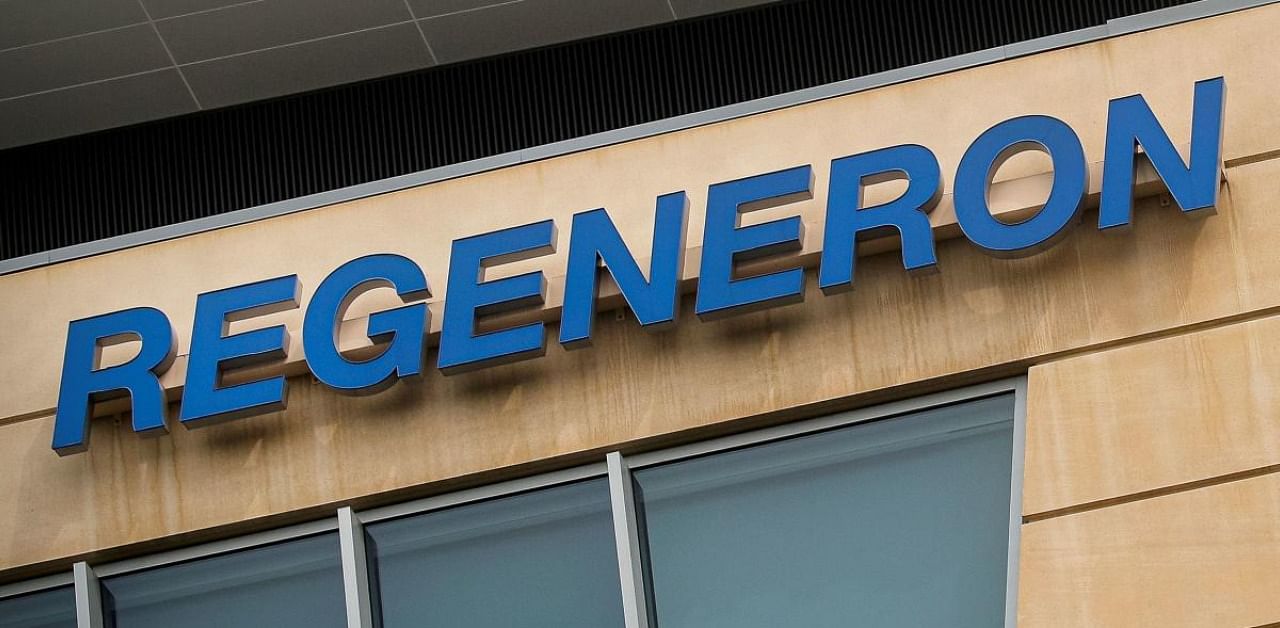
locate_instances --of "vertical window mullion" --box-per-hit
[607,451,652,628]
[1004,378,1030,628]
[73,561,103,628]
[338,507,374,628]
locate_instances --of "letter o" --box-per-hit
[954,115,1088,257]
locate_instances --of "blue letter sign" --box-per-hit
[696,165,813,320]
[53,308,176,455]
[820,144,942,293]
[559,193,689,348]
[303,254,432,393]
[1100,77,1226,230]
[180,275,300,426]
[49,79,1227,453]
[953,115,1088,257]
[438,220,557,374]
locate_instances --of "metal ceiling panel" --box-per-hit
[417,0,673,64]
[0,0,145,49]
[182,22,434,108]
[152,0,413,63]
[0,0,1203,261]
[0,23,169,99]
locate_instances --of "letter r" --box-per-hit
[53,307,176,455]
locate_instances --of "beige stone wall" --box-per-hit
[1020,312,1280,627]
[2,5,1280,626]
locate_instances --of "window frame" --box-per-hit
[0,571,74,600]
[0,570,78,627]
[5,376,1025,628]
[623,377,1028,628]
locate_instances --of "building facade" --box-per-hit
[1,1,1278,626]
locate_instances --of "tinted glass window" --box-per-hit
[634,395,1016,628]
[102,533,345,628]
[366,478,624,628]
[0,585,76,628]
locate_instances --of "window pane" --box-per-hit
[102,533,345,628]
[634,394,1016,628]
[366,478,624,628]
[0,586,76,628]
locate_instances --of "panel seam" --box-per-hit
[1023,462,1280,523]
[135,0,202,109]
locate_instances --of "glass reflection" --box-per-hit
[635,395,1016,628]
[366,478,624,628]
[0,586,76,628]
[102,533,345,628]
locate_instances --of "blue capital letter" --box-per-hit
[53,307,176,455]
[180,275,300,426]
[954,115,1088,257]
[1100,77,1225,230]
[695,165,812,320]
[559,192,689,348]
[438,220,556,374]
[303,254,431,393]
[820,144,942,294]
